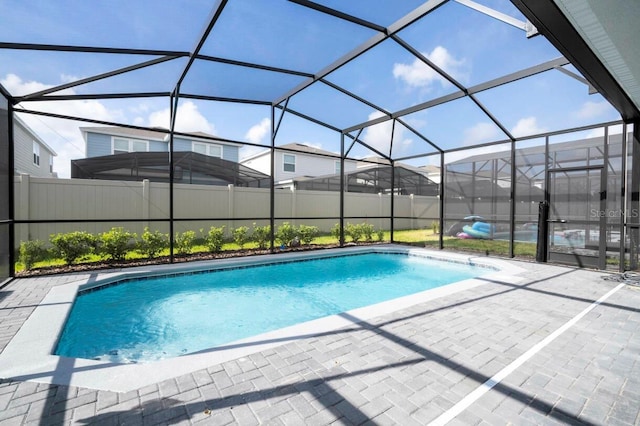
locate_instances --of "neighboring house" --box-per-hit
[13,116,57,178]
[80,126,240,162]
[358,157,442,184]
[291,164,439,196]
[420,165,441,184]
[241,143,358,185]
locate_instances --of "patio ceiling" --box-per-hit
[0,0,634,171]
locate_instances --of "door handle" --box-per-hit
[548,219,567,223]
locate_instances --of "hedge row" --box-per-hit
[19,222,384,270]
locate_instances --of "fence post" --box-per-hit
[378,192,383,231]
[17,174,30,244]
[291,186,296,227]
[228,184,234,235]
[410,194,415,230]
[142,179,150,231]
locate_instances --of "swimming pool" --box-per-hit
[56,252,483,363]
[0,246,525,391]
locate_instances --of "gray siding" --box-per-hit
[86,132,238,162]
[149,141,167,152]
[86,132,112,158]
[13,121,56,178]
[174,138,192,152]
[225,146,239,162]
[174,137,239,162]
[13,122,32,174]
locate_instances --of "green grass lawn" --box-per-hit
[395,229,537,258]
[16,229,540,274]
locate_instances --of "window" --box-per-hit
[335,160,341,174]
[283,154,296,172]
[192,142,222,158]
[113,138,129,154]
[132,140,147,152]
[113,137,148,154]
[193,142,206,155]
[32,142,40,166]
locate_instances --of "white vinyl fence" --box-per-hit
[14,174,439,245]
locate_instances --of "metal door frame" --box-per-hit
[546,165,607,269]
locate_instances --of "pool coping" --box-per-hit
[0,245,526,392]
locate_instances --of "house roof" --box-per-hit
[281,143,339,157]
[241,143,341,162]
[357,157,392,167]
[357,157,440,177]
[79,126,229,144]
[80,126,170,141]
[449,133,625,165]
[420,165,441,174]
[291,164,439,196]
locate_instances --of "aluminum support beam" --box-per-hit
[274,0,447,106]
[15,56,179,103]
[455,0,538,37]
[174,0,228,93]
[344,57,569,134]
[288,0,386,33]
[0,41,188,56]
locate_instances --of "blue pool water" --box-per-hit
[55,253,483,363]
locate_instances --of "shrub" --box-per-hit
[98,227,136,261]
[232,226,249,249]
[138,227,168,258]
[376,229,385,242]
[345,223,363,243]
[50,231,96,265]
[331,223,342,243]
[431,220,440,234]
[275,222,297,247]
[359,223,375,242]
[19,240,46,270]
[252,223,271,249]
[204,226,225,253]
[298,224,319,246]
[174,230,196,255]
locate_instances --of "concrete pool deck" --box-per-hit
[0,246,526,393]
[1,246,639,424]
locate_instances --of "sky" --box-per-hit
[0,0,622,177]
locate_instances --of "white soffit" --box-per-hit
[554,0,640,112]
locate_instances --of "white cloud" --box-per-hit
[2,74,120,123]
[393,46,468,89]
[132,116,146,126]
[463,122,501,146]
[148,101,215,134]
[4,75,221,178]
[511,117,546,138]
[573,100,613,120]
[60,74,81,84]
[245,118,271,144]
[1,73,52,96]
[575,123,624,140]
[13,112,91,179]
[128,103,150,115]
[361,111,412,156]
[3,74,123,178]
[299,141,323,150]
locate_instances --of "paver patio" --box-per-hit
[1,254,639,425]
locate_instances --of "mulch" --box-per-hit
[15,244,345,277]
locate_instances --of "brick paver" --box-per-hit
[1,253,639,425]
